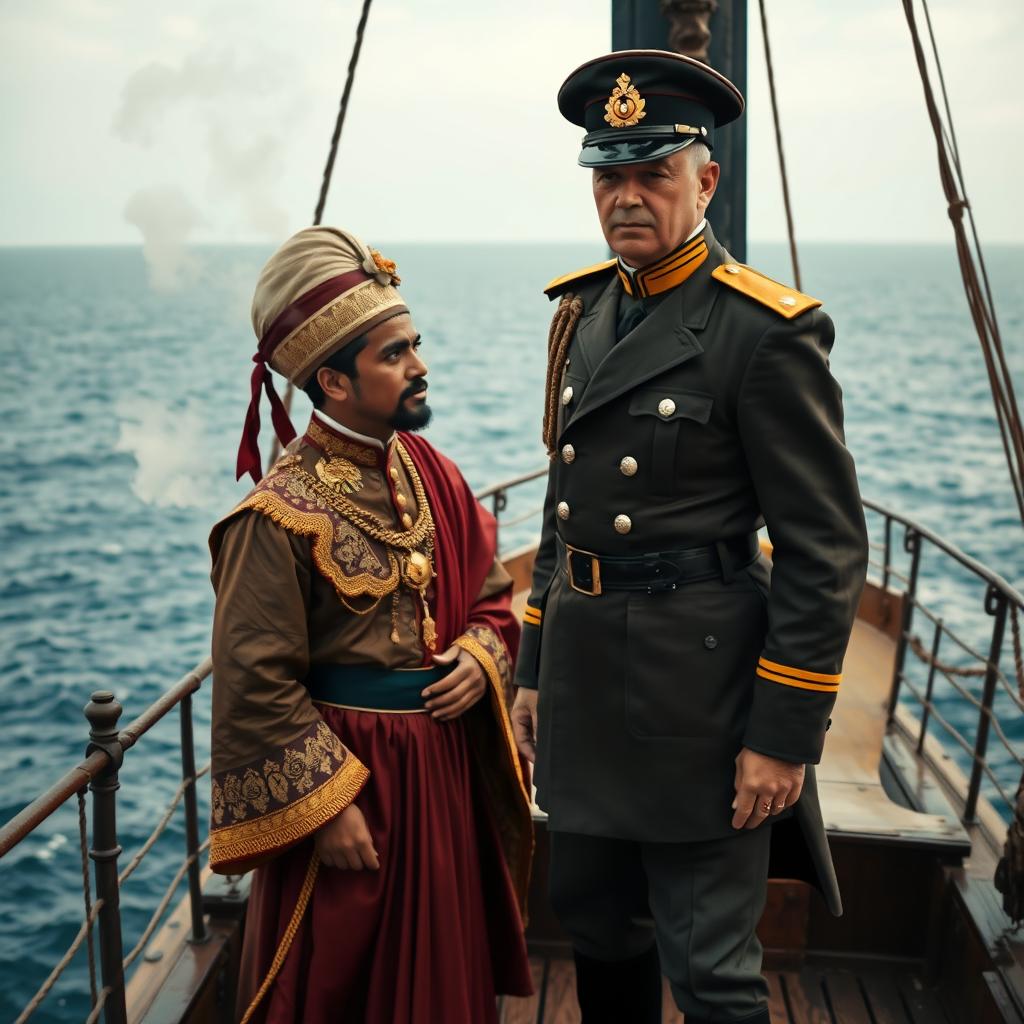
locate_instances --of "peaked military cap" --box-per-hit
[558,49,744,168]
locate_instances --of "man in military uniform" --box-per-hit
[510,51,869,1024]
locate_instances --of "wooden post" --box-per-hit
[612,0,748,261]
[85,690,128,1024]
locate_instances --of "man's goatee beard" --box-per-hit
[390,401,433,432]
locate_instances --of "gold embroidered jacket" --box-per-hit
[207,417,517,875]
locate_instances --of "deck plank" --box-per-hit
[767,972,791,1023]
[780,969,833,1024]
[824,972,871,1024]
[499,958,546,1023]
[541,959,580,1024]
[858,970,911,1024]
[897,972,951,1024]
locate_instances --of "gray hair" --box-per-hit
[684,141,712,171]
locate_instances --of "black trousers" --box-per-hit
[549,827,772,1022]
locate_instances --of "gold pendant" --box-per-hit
[315,455,364,494]
[421,612,437,653]
[403,550,433,588]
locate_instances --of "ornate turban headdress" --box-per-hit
[237,226,406,483]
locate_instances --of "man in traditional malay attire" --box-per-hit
[511,52,868,1023]
[208,227,533,1023]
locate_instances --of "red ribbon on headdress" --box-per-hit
[234,268,385,484]
[236,351,297,483]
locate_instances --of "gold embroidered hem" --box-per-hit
[210,755,370,873]
[456,625,534,915]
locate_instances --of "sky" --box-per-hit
[2,0,1022,247]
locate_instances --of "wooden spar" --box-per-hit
[612,0,747,262]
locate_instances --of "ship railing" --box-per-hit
[0,660,212,1024]
[0,467,549,1024]
[864,498,1024,835]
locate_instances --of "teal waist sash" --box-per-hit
[307,663,452,712]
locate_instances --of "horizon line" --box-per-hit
[1,238,1019,249]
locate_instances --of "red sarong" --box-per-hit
[237,705,532,1023]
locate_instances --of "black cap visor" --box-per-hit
[579,132,704,169]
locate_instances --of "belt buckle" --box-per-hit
[566,544,602,597]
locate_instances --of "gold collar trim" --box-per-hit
[617,234,708,299]
[305,417,386,469]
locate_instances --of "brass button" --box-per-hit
[561,444,576,464]
[619,456,638,477]
[557,501,570,521]
[613,514,632,535]
[658,398,676,417]
[401,512,413,529]
[562,386,574,405]
[724,264,741,275]
[389,466,400,482]
[779,295,797,308]
[396,493,408,509]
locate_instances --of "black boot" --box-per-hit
[572,945,662,1024]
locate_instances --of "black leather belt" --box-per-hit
[558,533,760,596]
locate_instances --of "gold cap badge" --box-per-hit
[604,73,646,128]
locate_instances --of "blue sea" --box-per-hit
[1,241,1022,1020]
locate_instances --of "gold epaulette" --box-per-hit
[711,262,821,320]
[543,258,617,299]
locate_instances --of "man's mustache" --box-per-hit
[608,213,656,228]
[401,379,428,401]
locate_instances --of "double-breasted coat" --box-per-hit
[513,224,869,914]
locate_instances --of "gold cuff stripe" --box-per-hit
[757,667,840,693]
[454,633,529,801]
[454,629,534,911]
[210,756,369,869]
[758,657,841,684]
[523,606,542,625]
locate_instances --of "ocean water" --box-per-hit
[0,240,1022,1020]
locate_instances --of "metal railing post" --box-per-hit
[964,586,1009,823]
[882,513,893,592]
[84,691,128,1024]
[180,693,208,943]
[492,487,508,548]
[888,526,922,721]
[917,616,943,752]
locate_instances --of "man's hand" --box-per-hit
[424,644,487,721]
[315,803,379,870]
[731,747,805,830]
[510,687,538,763]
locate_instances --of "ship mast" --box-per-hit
[612,0,747,262]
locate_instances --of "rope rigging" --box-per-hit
[756,0,801,292]
[267,0,376,469]
[901,0,1024,530]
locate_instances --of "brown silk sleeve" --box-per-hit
[454,557,515,696]
[209,511,369,873]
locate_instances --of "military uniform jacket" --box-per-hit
[513,224,868,914]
